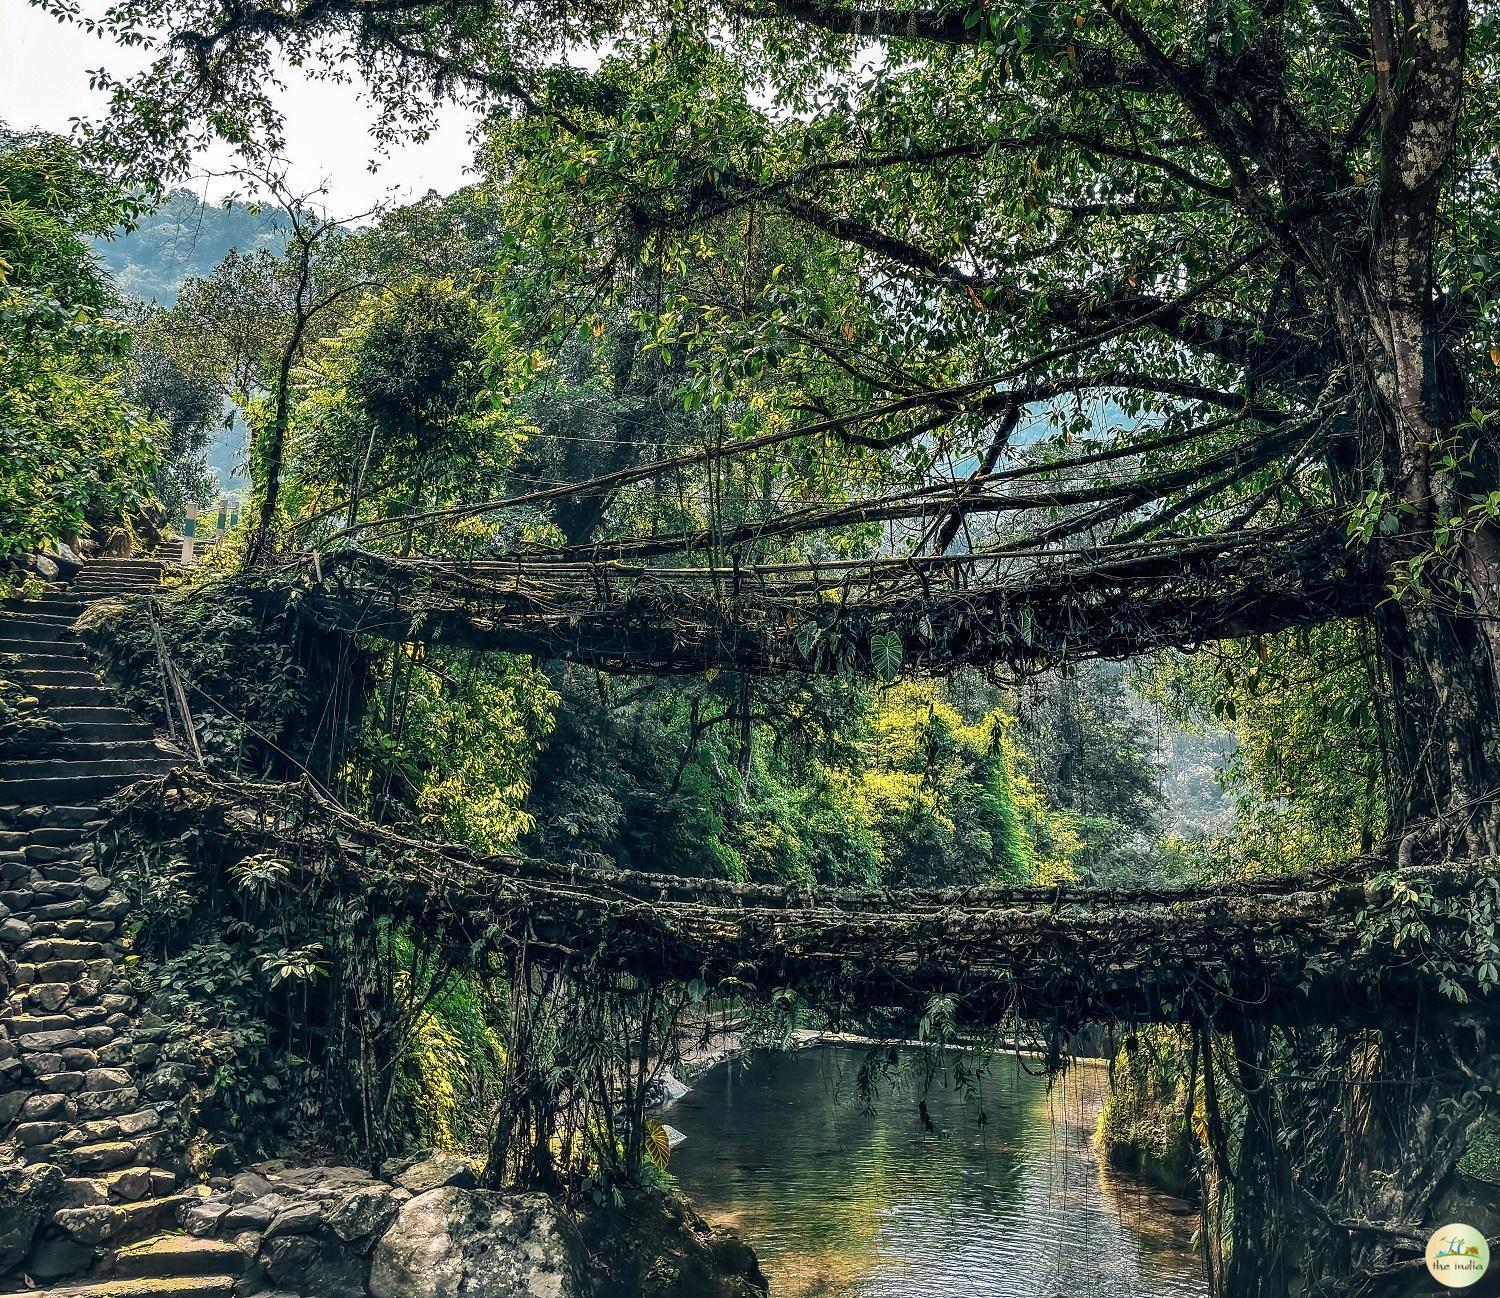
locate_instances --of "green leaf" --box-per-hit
[869,631,903,681]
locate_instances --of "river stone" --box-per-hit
[53,1203,127,1245]
[370,1188,591,1298]
[70,1140,138,1171]
[18,1028,82,1051]
[395,1150,477,1195]
[26,982,71,1012]
[652,1070,691,1104]
[265,1200,324,1237]
[231,1170,275,1202]
[185,1200,231,1236]
[100,1165,153,1201]
[0,918,35,946]
[326,1182,397,1242]
[18,1092,69,1121]
[14,1120,69,1146]
[222,1202,275,1231]
[118,1109,160,1136]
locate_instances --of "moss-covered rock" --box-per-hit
[576,1186,766,1298]
[0,1160,64,1274]
[370,1186,591,1298]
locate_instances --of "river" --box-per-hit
[663,1045,1208,1298]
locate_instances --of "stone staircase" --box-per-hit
[0,559,239,1295]
[149,538,217,569]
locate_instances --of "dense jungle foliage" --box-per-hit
[13,133,1387,1193]
[8,0,1500,1290]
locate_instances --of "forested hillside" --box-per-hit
[93,187,284,306]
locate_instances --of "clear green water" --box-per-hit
[664,1046,1208,1298]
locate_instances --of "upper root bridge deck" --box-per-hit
[296,522,1376,677]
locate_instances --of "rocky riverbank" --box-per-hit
[9,1148,768,1297]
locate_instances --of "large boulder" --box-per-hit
[576,1188,767,1298]
[0,1161,64,1274]
[369,1187,592,1298]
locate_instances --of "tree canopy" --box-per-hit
[0,126,161,557]
[51,0,1500,854]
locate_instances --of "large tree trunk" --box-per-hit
[1337,292,1500,857]
[1317,1026,1493,1298]
[1322,0,1500,856]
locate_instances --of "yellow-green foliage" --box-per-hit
[1142,625,1386,874]
[843,682,1075,885]
[524,670,1084,890]
[1,129,162,555]
[285,276,534,539]
[403,967,504,1154]
[1095,1028,1201,1199]
[366,647,559,854]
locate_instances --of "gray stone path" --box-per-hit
[0,558,232,1295]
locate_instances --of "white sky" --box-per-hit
[0,0,482,211]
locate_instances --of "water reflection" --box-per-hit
[664,1046,1207,1298]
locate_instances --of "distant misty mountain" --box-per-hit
[94,188,286,306]
[93,190,281,489]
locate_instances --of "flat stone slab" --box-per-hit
[35,1275,238,1297]
[114,1233,247,1279]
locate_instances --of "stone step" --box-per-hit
[24,826,90,846]
[73,562,160,572]
[2,758,175,781]
[68,577,159,588]
[65,589,157,600]
[7,667,101,687]
[0,805,102,829]
[80,562,162,573]
[0,618,74,643]
[12,721,158,746]
[2,597,87,618]
[0,771,167,805]
[3,740,174,764]
[114,1236,247,1280]
[0,651,77,671]
[34,1275,238,1297]
[5,658,94,679]
[50,1188,209,1244]
[0,638,85,659]
[8,685,121,708]
[72,582,157,592]
[46,707,145,726]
